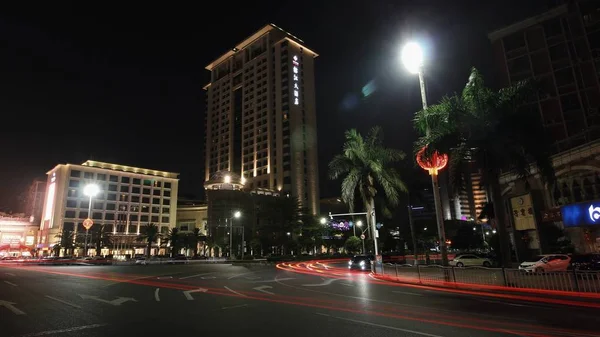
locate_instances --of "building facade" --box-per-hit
[203,24,320,215]
[0,213,38,257]
[39,160,179,257]
[489,1,600,257]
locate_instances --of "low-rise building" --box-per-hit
[39,160,179,257]
[0,213,38,257]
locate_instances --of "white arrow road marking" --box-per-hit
[180,273,214,280]
[254,278,294,283]
[17,323,107,337]
[253,285,274,295]
[302,278,339,287]
[154,288,160,302]
[183,288,208,300]
[45,295,82,309]
[5,273,15,276]
[78,294,137,306]
[0,300,25,315]
[222,304,249,310]
[224,286,247,297]
[4,281,17,287]
[315,313,443,337]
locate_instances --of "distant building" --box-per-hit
[203,24,320,215]
[489,1,600,256]
[0,213,38,257]
[39,160,179,257]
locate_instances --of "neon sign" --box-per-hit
[292,55,300,105]
[561,201,600,227]
[589,205,600,222]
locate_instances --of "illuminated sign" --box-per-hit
[292,55,300,105]
[561,201,600,227]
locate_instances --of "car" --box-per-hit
[569,253,600,271]
[77,256,112,265]
[348,255,373,271]
[449,254,493,267]
[518,254,570,273]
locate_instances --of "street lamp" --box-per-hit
[83,183,100,256]
[230,211,241,260]
[320,217,327,225]
[356,220,367,254]
[402,41,449,266]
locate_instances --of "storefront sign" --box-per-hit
[510,194,536,230]
[541,207,562,222]
[561,200,600,227]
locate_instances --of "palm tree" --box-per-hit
[164,228,182,257]
[137,223,160,258]
[414,68,555,267]
[189,228,205,257]
[329,126,408,255]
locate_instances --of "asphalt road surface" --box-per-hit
[0,261,598,337]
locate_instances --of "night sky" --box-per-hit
[0,0,553,212]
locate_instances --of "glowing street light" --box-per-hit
[224,175,231,184]
[401,42,424,74]
[356,220,363,227]
[320,217,327,225]
[234,211,241,219]
[230,210,242,260]
[82,183,100,256]
[402,40,448,266]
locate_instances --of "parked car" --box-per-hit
[518,254,570,273]
[77,256,112,265]
[449,254,492,267]
[569,253,600,271]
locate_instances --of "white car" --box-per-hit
[449,254,492,267]
[518,254,570,273]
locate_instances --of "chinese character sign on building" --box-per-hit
[510,194,536,230]
[292,55,300,105]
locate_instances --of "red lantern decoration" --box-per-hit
[416,146,448,176]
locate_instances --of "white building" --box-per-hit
[39,160,179,257]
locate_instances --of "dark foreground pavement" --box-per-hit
[0,261,598,337]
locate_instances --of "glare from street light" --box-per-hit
[401,42,423,74]
[485,231,490,235]
[492,229,497,234]
[234,211,241,218]
[320,217,327,225]
[224,175,231,184]
[83,183,100,197]
[286,232,291,236]
[473,226,477,231]
[424,227,427,231]
[357,220,363,227]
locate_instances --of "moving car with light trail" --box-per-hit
[348,255,373,271]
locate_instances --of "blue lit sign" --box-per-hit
[560,201,600,227]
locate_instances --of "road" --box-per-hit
[0,260,598,337]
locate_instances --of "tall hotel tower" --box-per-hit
[203,24,320,214]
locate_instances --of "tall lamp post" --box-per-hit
[402,42,450,266]
[83,183,100,257]
[230,211,241,260]
[357,220,367,254]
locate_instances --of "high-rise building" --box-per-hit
[203,24,320,215]
[489,0,600,153]
[39,160,179,257]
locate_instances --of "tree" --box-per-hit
[92,224,110,256]
[137,223,160,258]
[451,224,484,251]
[164,228,182,257]
[414,68,555,267]
[188,228,205,257]
[329,127,408,253]
[345,236,362,254]
[55,230,76,256]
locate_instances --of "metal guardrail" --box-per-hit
[380,263,600,293]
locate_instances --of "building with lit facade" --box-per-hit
[38,160,179,257]
[203,24,320,215]
[489,1,600,257]
[0,213,38,257]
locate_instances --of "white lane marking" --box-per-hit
[183,288,208,300]
[15,323,107,336]
[228,271,258,280]
[154,288,160,302]
[253,285,274,295]
[156,276,172,279]
[201,276,216,279]
[0,300,25,315]
[224,286,247,297]
[254,277,294,283]
[392,291,423,296]
[244,276,261,280]
[477,299,531,307]
[340,282,354,287]
[315,313,444,337]
[302,278,339,287]
[78,294,137,306]
[4,281,17,287]
[45,295,82,309]
[222,304,249,310]
[180,273,214,280]
[5,273,16,276]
